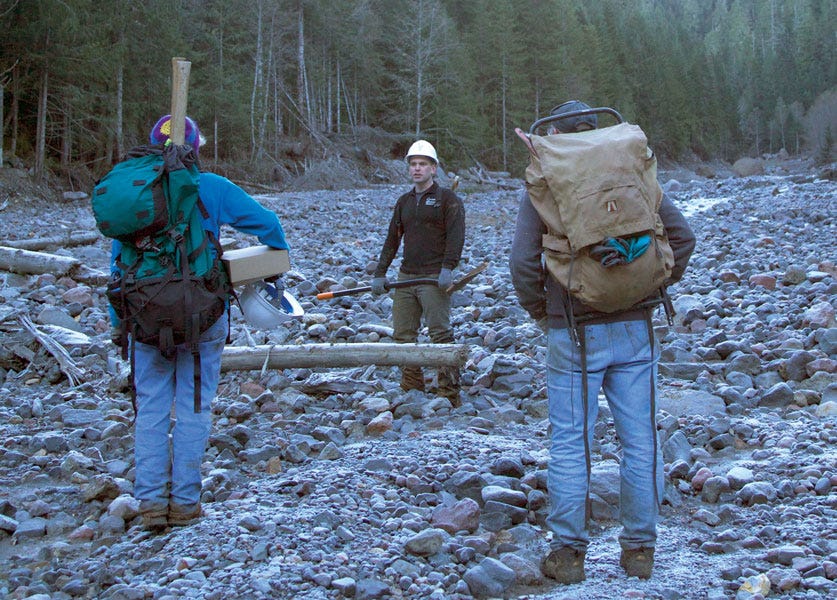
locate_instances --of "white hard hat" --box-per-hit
[405,140,438,164]
[239,282,304,329]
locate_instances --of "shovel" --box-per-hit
[316,261,489,300]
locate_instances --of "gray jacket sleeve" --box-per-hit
[509,190,547,322]
[659,194,696,283]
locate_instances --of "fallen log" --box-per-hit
[1,231,100,251]
[73,265,111,287]
[231,179,283,194]
[0,245,80,276]
[20,316,85,386]
[221,343,469,372]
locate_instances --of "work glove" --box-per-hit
[371,277,388,295]
[263,275,285,295]
[437,268,453,290]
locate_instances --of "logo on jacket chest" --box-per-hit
[423,196,439,207]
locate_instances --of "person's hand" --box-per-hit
[371,277,388,295]
[437,268,453,289]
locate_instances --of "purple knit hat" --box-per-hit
[149,115,201,152]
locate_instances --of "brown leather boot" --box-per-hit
[139,500,168,532]
[620,546,654,579]
[169,502,202,527]
[541,546,585,584]
[437,367,461,406]
[400,367,425,392]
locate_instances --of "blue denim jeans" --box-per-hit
[545,319,662,551]
[132,313,228,506]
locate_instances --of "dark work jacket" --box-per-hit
[509,189,696,329]
[375,181,465,277]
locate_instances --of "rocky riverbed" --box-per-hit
[0,161,835,600]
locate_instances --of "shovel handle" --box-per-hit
[317,278,439,300]
[317,286,372,300]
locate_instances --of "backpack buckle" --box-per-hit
[136,236,154,251]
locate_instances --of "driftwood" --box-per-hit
[20,316,84,386]
[463,167,521,190]
[231,179,283,194]
[299,373,378,396]
[1,231,100,251]
[73,265,110,287]
[221,343,469,372]
[0,245,80,276]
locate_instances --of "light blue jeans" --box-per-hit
[132,313,227,506]
[545,319,662,551]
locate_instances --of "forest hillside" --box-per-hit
[1,0,835,189]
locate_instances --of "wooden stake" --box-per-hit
[170,57,191,145]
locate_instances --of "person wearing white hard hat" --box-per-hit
[372,140,465,404]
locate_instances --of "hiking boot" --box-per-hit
[620,546,654,579]
[437,367,461,406]
[437,387,462,407]
[541,546,585,584]
[400,367,425,392]
[168,502,202,527]
[139,500,168,532]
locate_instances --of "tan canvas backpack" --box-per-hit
[519,115,674,314]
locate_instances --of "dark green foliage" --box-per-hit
[1,0,834,177]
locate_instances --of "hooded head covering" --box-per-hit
[549,100,598,133]
[149,115,202,153]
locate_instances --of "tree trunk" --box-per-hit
[0,246,80,276]
[250,0,264,159]
[10,67,19,157]
[326,57,333,133]
[61,102,71,169]
[341,69,355,130]
[116,61,124,160]
[296,1,311,130]
[34,69,48,180]
[0,80,4,167]
[214,14,224,165]
[336,59,341,134]
[415,41,422,135]
[501,53,508,172]
[220,343,469,372]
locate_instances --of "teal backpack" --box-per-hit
[92,143,231,412]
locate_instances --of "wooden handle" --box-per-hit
[170,57,191,145]
[317,286,373,300]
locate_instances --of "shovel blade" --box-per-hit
[446,261,489,294]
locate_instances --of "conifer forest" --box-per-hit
[0,0,835,180]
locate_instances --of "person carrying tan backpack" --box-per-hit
[510,100,696,583]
